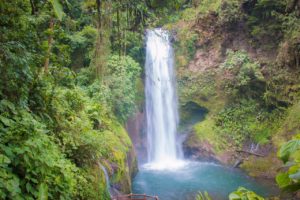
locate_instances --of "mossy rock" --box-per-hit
[241,153,281,179]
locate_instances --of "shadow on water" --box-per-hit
[132,161,278,200]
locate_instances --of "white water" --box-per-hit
[99,163,112,198]
[145,29,184,170]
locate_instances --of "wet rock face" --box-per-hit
[126,110,148,164]
[127,146,138,179]
[187,13,277,74]
[181,129,237,165]
[179,102,218,162]
[182,133,218,162]
[180,101,208,128]
[109,145,138,194]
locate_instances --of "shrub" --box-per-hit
[218,0,243,27]
[0,104,77,199]
[104,55,141,122]
[221,50,265,100]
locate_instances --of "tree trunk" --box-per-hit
[286,0,299,13]
[44,17,54,73]
[117,7,121,56]
[96,0,102,39]
[30,0,36,15]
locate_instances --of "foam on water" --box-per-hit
[143,159,188,171]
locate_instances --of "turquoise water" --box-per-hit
[132,162,277,200]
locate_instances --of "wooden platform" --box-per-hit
[112,194,159,200]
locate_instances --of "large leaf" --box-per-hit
[228,193,240,200]
[229,187,264,200]
[276,172,291,188]
[289,170,300,180]
[0,115,13,127]
[278,139,300,163]
[0,154,11,166]
[0,99,16,113]
[38,183,48,200]
[50,0,64,21]
[195,191,212,200]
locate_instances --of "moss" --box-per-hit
[95,121,135,193]
[173,28,198,68]
[77,166,110,200]
[273,101,300,147]
[240,102,300,179]
[163,8,198,69]
[179,101,207,129]
[96,129,132,193]
[284,102,300,131]
[180,7,199,21]
[241,154,281,178]
[198,0,222,14]
[110,121,132,148]
[193,117,225,153]
[178,72,227,123]
[135,77,145,109]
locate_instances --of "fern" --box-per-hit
[195,191,212,200]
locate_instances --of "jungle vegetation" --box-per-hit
[1,0,300,200]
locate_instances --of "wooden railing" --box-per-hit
[112,193,159,200]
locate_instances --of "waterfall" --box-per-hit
[145,29,184,169]
[99,164,112,198]
[250,143,259,153]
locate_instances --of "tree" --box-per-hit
[44,0,66,73]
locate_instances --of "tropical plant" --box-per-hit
[103,55,141,122]
[195,191,212,200]
[0,101,78,199]
[229,187,264,200]
[276,136,300,191]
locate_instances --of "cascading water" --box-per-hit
[145,28,183,169]
[99,163,112,198]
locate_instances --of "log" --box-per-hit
[233,159,243,168]
[236,150,265,157]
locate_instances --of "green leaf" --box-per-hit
[50,0,64,21]
[289,170,300,180]
[229,193,241,200]
[204,192,212,200]
[0,115,13,126]
[195,191,212,200]
[0,154,11,166]
[0,99,16,113]
[276,172,291,188]
[38,183,48,200]
[278,139,300,163]
[229,187,264,200]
